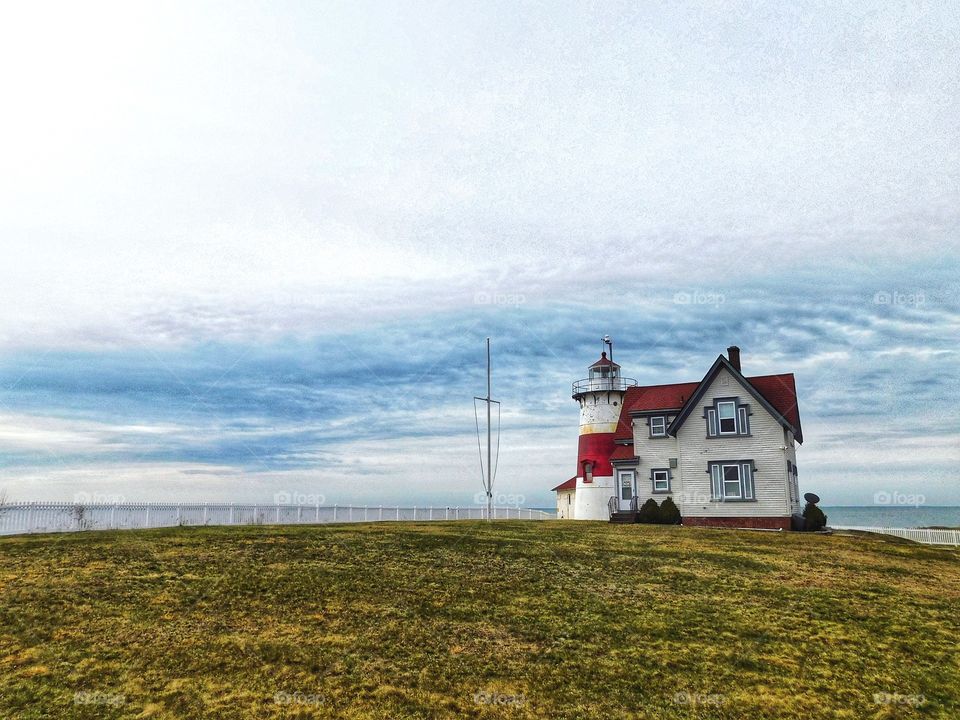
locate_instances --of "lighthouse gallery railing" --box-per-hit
[572,377,638,396]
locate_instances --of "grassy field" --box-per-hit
[0,522,957,719]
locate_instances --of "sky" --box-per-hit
[0,0,957,508]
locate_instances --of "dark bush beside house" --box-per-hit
[638,498,660,524]
[658,496,681,525]
[802,502,827,531]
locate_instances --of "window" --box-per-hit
[705,398,751,437]
[583,462,593,483]
[723,465,742,498]
[620,474,633,500]
[709,461,755,501]
[649,416,667,437]
[717,402,737,434]
[651,469,670,493]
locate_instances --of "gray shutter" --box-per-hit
[710,464,722,499]
[738,405,750,435]
[707,408,717,436]
[741,462,754,499]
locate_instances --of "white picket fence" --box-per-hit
[0,502,555,537]
[833,526,960,546]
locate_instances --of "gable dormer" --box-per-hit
[667,348,802,442]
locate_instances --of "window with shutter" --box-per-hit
[708,461,757,501]
[705,398,751,437]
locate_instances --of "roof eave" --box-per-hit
[628,407,683,417]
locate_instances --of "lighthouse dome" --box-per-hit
[573,352,636,397]
[589,351,617,368]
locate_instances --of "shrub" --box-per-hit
[658,496,682,525]
[802,502,827,531]
[638,498,660,524]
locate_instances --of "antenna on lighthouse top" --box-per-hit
[603,335,613,362]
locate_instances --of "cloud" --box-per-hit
[0,2,958,506]
[0,259,956,505]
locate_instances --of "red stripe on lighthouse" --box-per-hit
[577,433,617,478]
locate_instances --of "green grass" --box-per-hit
[0,522,958,719]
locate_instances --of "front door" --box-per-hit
[618,471,636,511]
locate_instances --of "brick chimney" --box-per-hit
[727,345,741,372]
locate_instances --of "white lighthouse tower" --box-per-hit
[570,337,637,520]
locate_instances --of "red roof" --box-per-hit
[624,382,700,411]
[612,374,802,442]
[610,444,637,461]
[747,373,803,442]
[551,476,577,491]
[614,382,700,439]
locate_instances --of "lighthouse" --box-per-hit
[570,338,637,520]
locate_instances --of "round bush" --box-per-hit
[658,496,682,525]
[638,498,660,524]
[802,502,827,531]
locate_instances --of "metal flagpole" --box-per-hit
[473,338,500,523]
[486,337,492,521]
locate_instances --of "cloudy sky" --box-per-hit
[0,1,957,507]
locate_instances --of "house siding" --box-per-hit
[675,367,793,519]
[629,413,682,507]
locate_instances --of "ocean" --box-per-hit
[821,506,960,529]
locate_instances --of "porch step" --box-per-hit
[609,511,638,524]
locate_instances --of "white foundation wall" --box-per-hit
[573,475,614,520]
